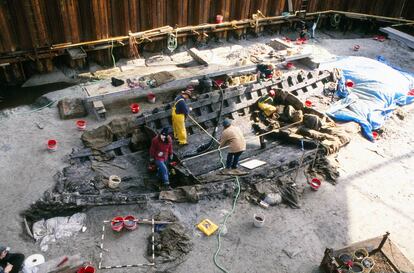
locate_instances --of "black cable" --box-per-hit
[183,80,225,158]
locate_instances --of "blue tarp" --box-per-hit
[320,56,414,141]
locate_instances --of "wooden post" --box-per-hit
[0,4,15,52]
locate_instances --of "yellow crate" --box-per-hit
[196,219,218,236]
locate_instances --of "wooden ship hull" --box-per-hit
[25,68,335,220]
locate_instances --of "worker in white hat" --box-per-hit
[219,118,247,175]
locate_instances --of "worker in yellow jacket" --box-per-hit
[172,89,192,145]
[257,89,277,117]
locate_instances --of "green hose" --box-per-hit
[188,83,241,272]
[14,99,56,115]
[213,147,241,273]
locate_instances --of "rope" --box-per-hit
[129,36,140,59]
[330,14,341,28]
[110,40,116,68]
[188,115,220,144]
[187,91,241,273]
[167,29,178,52]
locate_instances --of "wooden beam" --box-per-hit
[1,10,413,65]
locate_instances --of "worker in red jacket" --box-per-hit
[149,128,173,190]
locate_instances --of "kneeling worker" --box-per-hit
[172,88,192,145]
[149,128,173,190]
[258,89,277,117]
[220,118,246,175]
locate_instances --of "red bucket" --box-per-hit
[216,14,223,24]
[147,92,156,103]
[309,178,321,191]
[345,79,354,88]
[374,35,385,42]
[76,120,87,131]
[47,139,58,152]
[305,100,312,107]
[285,62,294,70]
[130,103,140,113]
[111,216,124,232]
[123,215,138,231]
[77,266,96,273]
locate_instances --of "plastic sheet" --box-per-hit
[320,56,414,141]
[32,213,86,252]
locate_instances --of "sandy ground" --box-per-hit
[0,30,413,273]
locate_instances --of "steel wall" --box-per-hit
[0,0,412,54]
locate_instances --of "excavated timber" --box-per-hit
[26,69,333,219]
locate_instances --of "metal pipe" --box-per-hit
[2,10,412,65]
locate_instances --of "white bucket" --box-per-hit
[253,213,265,228]
[108,175,121,189]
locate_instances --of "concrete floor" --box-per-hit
[0,31,413,273]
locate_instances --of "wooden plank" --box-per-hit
[381,239,414,272]
[58,0,71,43]
[188,48,210,65]
[70,138,131,158]
[0,5,15,52]
[68,0,80,43]
[84,54,311,102]
[268,38,295,49]
[287,0,293,13]
[91,0,101,39]
[380,27,414,49]
[102,0,110,39]
[33,0,49,46]
[330,235,414,272]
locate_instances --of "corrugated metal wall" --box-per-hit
[0,0,411,54]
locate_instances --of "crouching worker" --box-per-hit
[149,128,173,190]
[0,246,24,273]
[258,89,277,117]
[172,88,192,145]
[220,119,247,175]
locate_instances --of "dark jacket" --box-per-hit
[149,135,173,161]
[174,95,190,115]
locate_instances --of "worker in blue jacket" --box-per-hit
[172,88,192,145]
